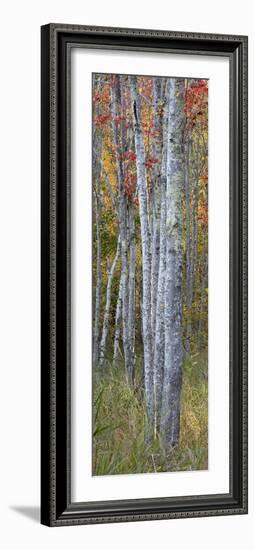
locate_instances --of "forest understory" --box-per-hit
[93,350,208,475]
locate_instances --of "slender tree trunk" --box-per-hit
[184,137,192,353]
[191,143,200,314]
[198,244,208,349]
[93,184,101,368]
[130,75,154,436]
[111,76,130,375]
[92,74,103,368]
[192,194,199,308]
[151,217,160,343]
[152,82,170,437]
[160,78,184,448]
[113,269,123,366]
[153,179,166,437]
[99,236,121,367]
[151,78,163,343]
[128,203,136,382]
[139,275,144,347]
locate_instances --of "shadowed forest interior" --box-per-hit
[92,72,208,475]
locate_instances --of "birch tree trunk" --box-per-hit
[151,218,160,343]
[152,82,170,437]
[111,76,130,375]
[128,203,136,382]
[190,142,200,312]
[192,194,199,308]
[153,180,166,437]
[160,78,184,448]
[198,244,208,348]
[93,183,101,369]
[92,74,103,368]
[130,75,154,435]
[151,78,163,343]
[184,137,192,353]
[99,236,121,367]
[113,269,123,366]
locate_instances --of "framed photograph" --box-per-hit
[41,23,248,526]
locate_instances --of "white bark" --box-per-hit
[151,78,163,343]
[111,76,130,375]
[184,137,192,353]
[130,75,154,432]
[190,141,200,311]
[93,183,101,368]
[128,203,136,382]
[198,244,208,348]
[152,83,170,436]
[153,181,166,436]
[99,236,121,367]
[160,78,184,448]
[113,269,123,366]
[92,74,103,368]
[151,218,160,343]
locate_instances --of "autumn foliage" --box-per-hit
[92,72,208,475]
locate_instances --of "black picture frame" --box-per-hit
[41,23,248,527]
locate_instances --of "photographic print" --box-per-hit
[92,73,208,476]
[41,24,247,526]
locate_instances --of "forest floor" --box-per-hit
[92,350,208,476]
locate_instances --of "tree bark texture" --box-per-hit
[92,74,103,368]
[99,236,121,367]
[111,76,130,375]
[130,75,154,432]
[160,78,185,448]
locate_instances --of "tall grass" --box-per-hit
[92,352,208,475]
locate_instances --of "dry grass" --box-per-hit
[92,351,208,476]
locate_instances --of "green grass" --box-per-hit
[92,351,208,475]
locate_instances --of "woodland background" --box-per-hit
[92,72,208,475]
